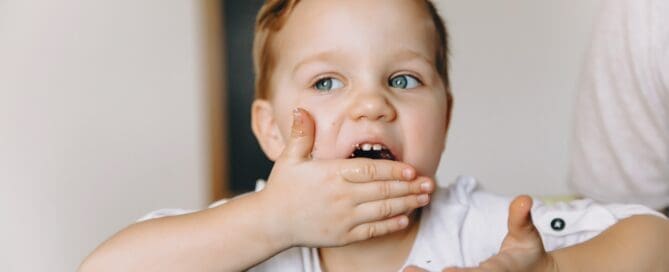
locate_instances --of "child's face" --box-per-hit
[256,0,449,177]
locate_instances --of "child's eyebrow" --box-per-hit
[292,48,435,75]
[292,50,343,75]
[391,49,436,68]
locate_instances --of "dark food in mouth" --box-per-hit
[350,148,396,161]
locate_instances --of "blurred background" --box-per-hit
[0,0,601,271]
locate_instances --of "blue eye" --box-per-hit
[389,74,421,89]
[313,77,344,92]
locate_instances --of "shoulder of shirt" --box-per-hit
[423,175,512,241]
[429,175,511,212]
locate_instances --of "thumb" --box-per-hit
[281,108,316,161]
[504,195,539,245]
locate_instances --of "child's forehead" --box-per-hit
[284,0,434,35]
[274,0,438,67]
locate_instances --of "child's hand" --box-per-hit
[258,108,434,248]
[404,196,557,272]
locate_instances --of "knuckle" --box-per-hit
[379,200,393,218]
[366,224,377,239]
[363,163,376,179]
[330,188,347,203]
[378,182,392,198]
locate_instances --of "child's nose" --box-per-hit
[347,91,397,122]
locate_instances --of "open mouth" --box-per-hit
[349,143,396,161]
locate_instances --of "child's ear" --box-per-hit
[445,91,454,131]
[442,91,454,151]
[251,99,285,161]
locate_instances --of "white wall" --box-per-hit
[0,1,208,271]
[435,0,602,195]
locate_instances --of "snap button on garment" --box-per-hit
[550,218,566,231]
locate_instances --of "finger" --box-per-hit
[339,159,416,182]
[348,214,409,241]
[506,195,536,241]
[280,108,316,161]
[353,177,435,203]
[403,265,428,272]
[353,194,429,224]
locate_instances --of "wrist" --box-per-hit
[253,189,295,250]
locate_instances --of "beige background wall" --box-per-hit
[435,0,601,195]
[0,0,601,271]
[0,1,208,271]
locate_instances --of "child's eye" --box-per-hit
[388,74,421,89]
[313,77,344,92]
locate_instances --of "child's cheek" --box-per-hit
[310,120,340,160]
[298,102,341,160]
[406,109,447,176]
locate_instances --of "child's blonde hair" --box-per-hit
[252,0,451,100]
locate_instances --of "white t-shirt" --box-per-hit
[569,0,669,209]
[140,176,664,271]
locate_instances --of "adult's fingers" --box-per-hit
[352,177,435,203]
[280,108,316,161]
[339,159,416,182]
[353,194,429,225]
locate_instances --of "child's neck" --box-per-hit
[318,210,421,272]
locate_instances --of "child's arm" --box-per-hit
[80,192,291,272]
[80,109,435,272]
[405,196,669,272]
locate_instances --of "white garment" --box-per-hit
[569,0,669,209]
[140,176,664,271]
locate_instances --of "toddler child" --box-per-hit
[81,0,669,271]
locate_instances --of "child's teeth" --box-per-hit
[362,143,372,151]
[372,144,382,151]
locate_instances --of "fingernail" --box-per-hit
[417,194,429,204]
[402,168,414,180]
[291,108,304,137]
[420,182,432,192]
[398,216,409,227]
